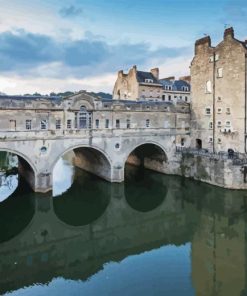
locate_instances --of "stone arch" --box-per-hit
[0,148,37,192]
[0,148,37,174]
[124,141,168,170]
[52,144,113,185]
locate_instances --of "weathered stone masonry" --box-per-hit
[0,92,190,192]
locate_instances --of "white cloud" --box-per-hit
[0,73,116,95]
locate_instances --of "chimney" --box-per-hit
[179,76,191,84]
[162,76,175,82]
[151,68,159,80]
[118,70,123,78]
[224,27,234,40]
[195,35,211,55]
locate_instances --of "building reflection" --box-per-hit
[0,169,247,295]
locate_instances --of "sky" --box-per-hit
[0,0,247,95]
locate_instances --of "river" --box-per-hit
[0,153,247,295]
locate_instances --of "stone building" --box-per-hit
[159,76,191,103]
[190,27,247,153]
[112,65,190,103]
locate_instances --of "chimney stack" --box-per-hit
[151,68,159,80]
[224,27,234,39]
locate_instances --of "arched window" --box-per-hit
[75,106,92,129]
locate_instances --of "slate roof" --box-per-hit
[136,71,161,84]
[159,79,190,92]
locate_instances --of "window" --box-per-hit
[217,68,223,78]
[226,121,231,127]
[145,79,153,83]
[209,137,213,143]
[40,146,47,154]
[26,120,32,130]
[205,107,211,115]
[56,119,61,129]
[181,138,185,147]
[180,96,182,100]
[209,56,214,62]
[217,97,222,102]
[40,120,48,130]
[9,120,16,130]
[215,54,219,61]
[95,119,99,128]
[217,121,222,127]
[209,122,213,129]
[218,138,222,144]
[182,86,189,91]
[67,119,72,129]
[185,96,188,102]
[105,119,109,128]
[168,95,171,101]
[126,119,130,129]
[146,119,150,127]
[162,95,165,101]
[116,119,120,128]
[206,80,212,93]
[226,107,231,114]
[217,108,222,114]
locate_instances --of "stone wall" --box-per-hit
[176,153,247,190]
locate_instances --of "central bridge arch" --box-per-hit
[52,144,113,191]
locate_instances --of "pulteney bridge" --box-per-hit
[0,92,190,192]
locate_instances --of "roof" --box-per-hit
[0,95,62,103]
[136,71,161,84]
[159,79,190,92]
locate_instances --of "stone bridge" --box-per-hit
[0,92,190,192]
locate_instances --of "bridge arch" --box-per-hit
[124,141,168,171]
[51,144,113,190]
[0,148,37,193]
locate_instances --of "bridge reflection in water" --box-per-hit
[1,161,247,295]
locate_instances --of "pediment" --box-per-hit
[65,92,99,110]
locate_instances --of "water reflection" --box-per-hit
[54,169,111,226]
[0,152,18,201]
[1,162,247,295]
[53,157,75,197]
[125,165,167,212]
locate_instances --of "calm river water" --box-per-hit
[1,156,247,296]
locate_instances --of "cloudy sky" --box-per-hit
[0,0,246,95]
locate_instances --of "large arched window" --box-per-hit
[75,106,92,129]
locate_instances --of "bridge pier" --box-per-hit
[35,172,53,193]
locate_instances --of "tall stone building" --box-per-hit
[190,27,247,153]
[112,65,190,103]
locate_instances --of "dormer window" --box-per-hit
[145,79,153,83]
[182,86,189,91]
[165,85,172,91]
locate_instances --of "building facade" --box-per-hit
[112,65,190,103]
[190,27,247,153]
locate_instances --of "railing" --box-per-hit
[176,146,247,166]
